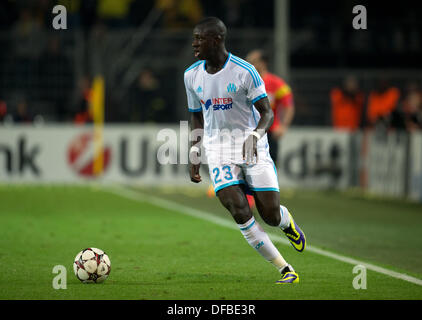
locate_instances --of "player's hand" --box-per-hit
[242,134,258,165]
[190,164,202,183]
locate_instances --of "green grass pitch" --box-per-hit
[0,184,421,300]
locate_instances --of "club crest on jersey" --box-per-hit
[227,83,237,93]
[200,98,233,111]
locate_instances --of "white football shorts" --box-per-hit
[206,149,280,195]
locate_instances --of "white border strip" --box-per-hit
[106,186,422,287]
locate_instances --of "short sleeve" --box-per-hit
[184,73,202,112]
[244,66,267,104]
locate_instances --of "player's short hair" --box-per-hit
[195,17,227,40]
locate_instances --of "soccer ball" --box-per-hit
[73,248,111,283]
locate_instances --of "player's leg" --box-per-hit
[250,189,303,283]
[244,153,306,253]
[215,184,289,275]
[253,190,284,226]
[216,184,251,224]
[253,190,306,253]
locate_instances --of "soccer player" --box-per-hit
[246,49,295,166]
[184,17,306,284]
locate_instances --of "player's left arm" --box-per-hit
[243,96,273,164]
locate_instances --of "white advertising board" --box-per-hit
[0,125,352,190]
[0,125,198,185]
[409,133,422,202]
[366,132,408,197]
[276,128,352,189]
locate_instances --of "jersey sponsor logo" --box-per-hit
[201,98,233,111]
[227,83,237,93]
[200,99,212,110]
[196,86,203,93]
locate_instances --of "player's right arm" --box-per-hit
[190,111,203,183]
[184,68,203,183]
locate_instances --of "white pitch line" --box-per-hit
[106,185,422,287]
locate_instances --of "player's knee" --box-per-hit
[221,197,251,223]
[231,199,250,216]
[220,196,235,211]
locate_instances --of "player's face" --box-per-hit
[192,27,215,60]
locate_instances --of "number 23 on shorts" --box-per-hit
[212,165,233,184]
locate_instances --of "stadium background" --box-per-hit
[1,0,422,300]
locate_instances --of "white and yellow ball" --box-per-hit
[73,248,111,283]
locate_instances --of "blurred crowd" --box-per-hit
[330,77,422,132]
[0,0,421,131]
[0,0,273,32]
[0,0,273,124]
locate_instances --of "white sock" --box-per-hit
[238,217,288,272]
[278,205,291,230]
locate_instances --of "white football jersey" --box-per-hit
[184,53,269,161]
